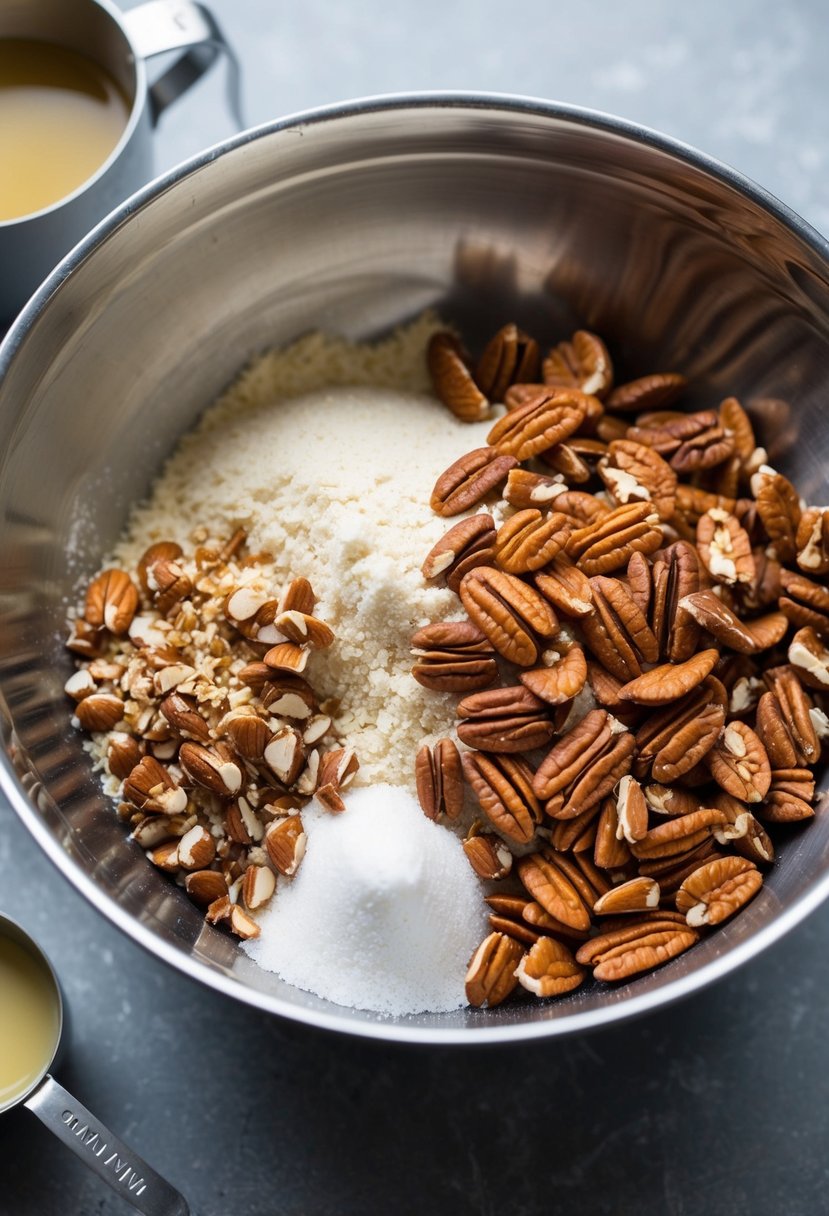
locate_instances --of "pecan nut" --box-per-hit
[704,722,771,803]
[593,876,660,916]
[421,514,496,591]
[475,323,540,401]
[503,467,568,510]
[487,388,589,460]
[566,502,663,576]
[461,751,542,844]
[752,466,801,563]
[605,373,686,414]
[534,557,593,618]
[696,509,755,585]
[493,509,571,574]
[459,566,558,666]
[515,936,586,997]
[575,919,699,981]
[580,574,659,683]
[463,832,514,880]
[533,708,635,816]
[516,852,592,931]
[415,738,464,821]
[788,626,829,690]
[675,856,762,926]
[520,640,587,705]
[795,507,829,576]
[427,331,489,422]
[779,568,829,637]
[617,648,719,706]
[465,932,524,1007]
[456,685,555,754]
[542,329,613,398]
[598,439,677,520]
[430,446,518,516]
[410,620,498,693]
[630,808,728,861]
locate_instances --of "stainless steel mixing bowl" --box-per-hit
[2,95,829,1044]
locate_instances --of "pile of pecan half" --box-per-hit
[417,324,829,1007]
[65,530,357,938]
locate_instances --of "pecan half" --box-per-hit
[415,738,464,821]
[635,681,725,782]
[598,439,677,520]
[649,542,701,662]
[755,685,818,769]
[719,396,758,462]
[533,709,635,816]
[465,932,524,1007]
[630,410,734,473]
[456,685,555,754]
[581,574,659,683]
[677,589,757,655]
[487,388,589,460]
[708,791,774,865]
[795,507,829,576]
[543,329,613,398]
[752,467,801,563]
[410,620,498,692]
[503,467,568,510]
[535,557,593,618]
[459,566,558,666]
[605,373,686,414]
[461,752,541,844]
[575,918,698,981]
[788,626,829,690]
[594,876,660,916]
[630,808,728,861]
[555,490,612,528]
[779,568,829,637]
[593,798,633,870]
[515,936,586,997]
[427,332,489,422]
[614,774,649,843]
[430,447,518,516]
[520,640,587,705]
[463,831,514,880]
[493,509,571,574]
[421,514,496,591]
[516,852,593,931]
[761,769,815,823]
[675,856,762,926]
[566,501,663,576]
[475,323,540,401]
[705,722,771,803]
[617,649,719,706]
[696,509,755,586]
[539,442,591,483]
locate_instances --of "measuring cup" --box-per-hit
[0,912,189,1215]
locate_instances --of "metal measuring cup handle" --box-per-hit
[25,1075,189,1216]
[125,0,245,129]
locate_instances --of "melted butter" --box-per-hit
[0,934,59,1105]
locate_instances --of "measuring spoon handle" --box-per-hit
[25,1075,189,1215]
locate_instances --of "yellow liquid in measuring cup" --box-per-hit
[0,39,130,221]
[0,935,59,1105]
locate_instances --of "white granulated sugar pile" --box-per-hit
[243,785,488,1015]
[115,314,492,787]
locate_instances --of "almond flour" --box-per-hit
[113,315,493,787]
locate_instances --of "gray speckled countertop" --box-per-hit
[3,2,829,1213]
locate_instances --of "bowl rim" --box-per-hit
[3,90,829,1045]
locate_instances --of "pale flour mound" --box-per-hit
[114,316,492,785]
[243,785,488,1015]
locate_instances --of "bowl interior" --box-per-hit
[2,98,829,1042]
